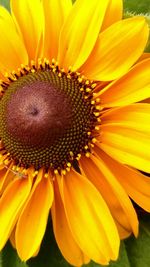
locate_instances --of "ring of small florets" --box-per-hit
[0,58,101,176]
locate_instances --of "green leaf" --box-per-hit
[1,242,28,267]
[124,0,150,14]
[27,220,71,267]
[0,0,10,11]
[125,214,150,267]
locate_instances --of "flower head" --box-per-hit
[0,0,150,266]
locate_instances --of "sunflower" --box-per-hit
[0,0,150,266]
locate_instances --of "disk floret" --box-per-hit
[0,59,101,175]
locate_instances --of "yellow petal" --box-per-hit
[58,0,110,70]
[80,153,138,237]
[0,168,7,192]
[101,0,123,31]
[115,221,131,239]
[32,246,41,258]
[99,58,150,107]
[16,171,53,261]
[101,104,150,133]
[58,169,120,264]
[0,6,14,26]
[11,0,44,60]
[95,146,150,212]
[137,52,150,63]
[82,17,149,81]
[0,164,15,194]
[99,126,150,173]
[0,72,4,80]
[0,177,32,250]
[0,7,28,73]
[9,227,16,249]
[112,162,150,212]
[52,180,89,266]
[120,171,150,212]
[42,0,72,61]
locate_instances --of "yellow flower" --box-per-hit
[0,0,150,266]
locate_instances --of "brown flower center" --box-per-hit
[0,64,98,172]
[6,80,72,147]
